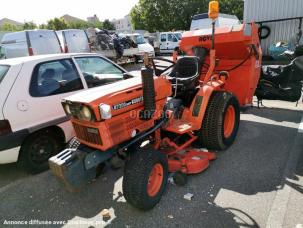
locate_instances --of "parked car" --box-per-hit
[0,53,130,173]
[126,33,155,62]
[154,31,182,54]
[190,13,240,30]
[0,30,62,59]
[56,29,91,53]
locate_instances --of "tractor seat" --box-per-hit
[167,56,201,91]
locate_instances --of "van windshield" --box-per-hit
[0,65,10,84]
[134,35,146,44]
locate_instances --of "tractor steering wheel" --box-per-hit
[150,57,176,76]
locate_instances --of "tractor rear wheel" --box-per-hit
[197,91,240,151]
[123,149,168,210]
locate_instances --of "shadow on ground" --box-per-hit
[0,106,302,228]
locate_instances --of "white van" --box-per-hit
[126,33,155,61]
[0,30,62,59]
[190,13,240,30]
[56,29,91,53]
[156,32,182,54]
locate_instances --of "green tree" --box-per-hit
[46,18,69,30]
[67,21,89,29]
[88,21,103,30]
[39,24,47,29]
[0,23,22,31]
[130,0,243,32]
[23,21,37,30]
[102,19,115,30]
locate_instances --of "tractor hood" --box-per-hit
[65,77,142,104]
[64,76,172,121]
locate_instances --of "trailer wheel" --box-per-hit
[123,149,168,210]
[197,91,240,151]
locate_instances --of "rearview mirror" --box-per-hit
[123,72,134,80]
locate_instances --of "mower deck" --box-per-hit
[167,149,216,174]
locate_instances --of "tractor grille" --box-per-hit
[73,123,102,145]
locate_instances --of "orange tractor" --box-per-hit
[50,1,262,210]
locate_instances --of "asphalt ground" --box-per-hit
[0,62,302,228]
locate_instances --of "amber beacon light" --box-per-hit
[208,1,219,20]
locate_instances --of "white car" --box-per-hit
[0,53,129,173]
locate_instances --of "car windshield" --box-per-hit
[0,65,10,84]
[75,56,125,88]
[134,35,146,44]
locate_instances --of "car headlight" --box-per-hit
[80,106,92,121]
[99,104,112,119]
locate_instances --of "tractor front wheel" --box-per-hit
[123,149,168,210]
[197,91,240,151]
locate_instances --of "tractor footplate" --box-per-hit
[168,150,216,174]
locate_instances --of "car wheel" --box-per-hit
[19,130,64,174]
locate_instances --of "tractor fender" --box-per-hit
[187,81,224,130]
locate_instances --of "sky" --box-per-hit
[1,0,139,24]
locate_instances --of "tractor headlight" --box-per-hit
[63,103,71,115]
[80,106,93,121]
[99,104,112,120]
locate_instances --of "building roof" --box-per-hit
[0,18,23,27]
[61,14,86,23]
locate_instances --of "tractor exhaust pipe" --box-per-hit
[140,65,156,120]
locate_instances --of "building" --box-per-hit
[61,14,86,24]
[112,15,133,33]
[244,0,303,55]
[87,15,100,24]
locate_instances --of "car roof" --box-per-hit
[0,53,100,66]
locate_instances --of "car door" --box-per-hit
[3,57,86,132]
[64,30,90,53]
[160,33,167,52]
[167,33,179,51]
[28,30,62,55]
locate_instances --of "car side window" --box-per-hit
[30,59,83,97]
[161,34,167,42]
[75,56,124,88]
